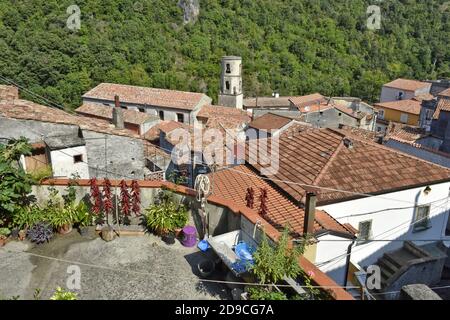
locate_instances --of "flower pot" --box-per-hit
[0,237,6,247]
[79,226,89,237]
[162,233,176,245]
[58,224,73,235]
[174,228,183,238]
[18,230,26,241]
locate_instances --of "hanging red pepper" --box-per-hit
[119,180,131,216]
[258,188,268,218]
[131,180,141,216]
[89,178,102,215]
[245,187,255,209]
[102,178,113,216]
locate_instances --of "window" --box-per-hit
[226,63,231,73]
[400,113,409,123]
[138,108,145,113]
[338,112,342,116]
[177,113,184,123]
[377,126,382,132]
[397,91,404,100]
[225,81,230,91]
[378,109,385,120]
[414,205,431,232]
[159,111,164,120]
[357,220,372,244]
[73,154,83,164]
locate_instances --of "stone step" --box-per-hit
[378,257,399,275]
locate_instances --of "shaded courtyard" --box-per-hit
[0,230,231,300]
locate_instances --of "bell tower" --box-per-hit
[218,56,243,109]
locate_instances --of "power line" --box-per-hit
[0,246,360,291]
[315,201,449,268]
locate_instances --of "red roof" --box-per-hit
[289,93,327,108]
[438,88,450,98]
[209,165,354,237]
[83,83,209,111]
[375,99,422,115]
[248,128,450,205]
[248,113,293,130]
[433,98,450,119]
[383,79,431,92]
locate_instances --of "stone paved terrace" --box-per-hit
[0,230,230,300]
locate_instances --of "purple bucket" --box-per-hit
[181,226,197,247]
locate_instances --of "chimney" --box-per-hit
[303,192,317,235]
[112,95,124,129]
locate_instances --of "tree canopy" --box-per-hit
[0,0,448,108]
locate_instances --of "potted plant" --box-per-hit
[73,202,92,236]
[173,205,188,238]
[50,207,74,235]
[0,228,11,247]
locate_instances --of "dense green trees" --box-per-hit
[0,0,448,109]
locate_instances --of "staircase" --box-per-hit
[373,241,446,297]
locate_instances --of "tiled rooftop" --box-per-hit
[243,97,294,108]
[0,99,140,139]
[75,103,159,125]
[438,88,450,98]
[289,93,327,109]
[197,105,251,131]
[383,79,431,92]
[83,83,209,111]
[384,123,427,143]
[433,98,450,119]
[209,165,354,237]
[248,113,293,130]
[374,99,422,115]
[248,128,450,205]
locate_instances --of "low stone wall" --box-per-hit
[35,178,354,300]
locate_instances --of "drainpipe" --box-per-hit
[343,238,357,287]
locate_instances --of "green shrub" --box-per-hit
[247,287,287,300]
[12,205,47,229]
[30,165,53,183]
[50,287,77,300]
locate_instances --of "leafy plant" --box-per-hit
[73,202,92,227]
[0,228,11,237]
[50,287,77,300]
[251,227,303,285]
[145,190,187,234]
[27,222,53,244]
[12,205,47,230]
[29,165,53,183]
[247,287,287,300]
[0,138,34,225]
[49,208,74,229]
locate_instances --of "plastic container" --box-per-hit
[181,225,197,247]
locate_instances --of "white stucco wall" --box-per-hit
[380,87,415,103]
[49,146,89,179]
[315,234,352,286]
[318,182,450,269]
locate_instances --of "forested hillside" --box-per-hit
[0,0,449,109]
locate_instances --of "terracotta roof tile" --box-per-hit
[248,128,450,205]
[375,99,422,115]
[383,79,431,92]
[438,88,450,98]
[433,98,450,119]
[248,113,293,130]
[208,165,353,237]
[0,99,141,139]
[289,93,327,108]
[83,83,209,111]
[75,103,159,125]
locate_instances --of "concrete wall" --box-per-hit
[380,87,415,103]
[319,182,450,268]
[385,140,450,169]
[82,130,147,179]
[50,146,90,179]
[82,96,212,126]
[0,117,80,144]
[303,108,359,129]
